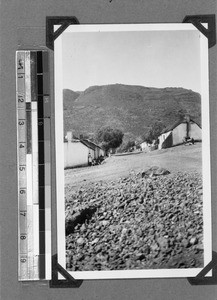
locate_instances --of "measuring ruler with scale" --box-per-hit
[16,51,51,281]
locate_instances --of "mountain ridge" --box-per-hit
[63,84,201,141]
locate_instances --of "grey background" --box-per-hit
[0,0,217,299]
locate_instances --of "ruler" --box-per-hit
[16,51,51,280]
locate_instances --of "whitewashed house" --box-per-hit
[81,139,105,159]
[158,117,201,149]
[64,132,94,169]
[64,132,105,169]
[140,141,151,152]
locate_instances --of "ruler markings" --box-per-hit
[43,96,50,118]
[17,51,25,74]
[30,52,37,102]
[18,143,26,166]
[17,94,25,109]
[25,51,31,103]
[25,51,35,279]
[17,51,28,279]
[19,188,27,211]
[18,118,26,142]
[17,50,51,281]
[18,165,26,187]
[42,51,51,280]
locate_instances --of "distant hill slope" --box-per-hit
[63,89,80,110]
[63,84,201,140]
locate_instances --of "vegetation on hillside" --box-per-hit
[63,84,201,144]
[95,126,124,153]
[143,121,166,144]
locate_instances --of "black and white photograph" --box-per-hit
[54,24,212,279]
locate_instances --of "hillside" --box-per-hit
[63,89,81,110]
[63,84,201,140]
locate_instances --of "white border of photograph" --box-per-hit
[54,23,212,280]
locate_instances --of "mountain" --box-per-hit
[63,84,201,140]
[63,89,81,110]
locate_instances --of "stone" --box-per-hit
[189,237,198,245]
[77,237,85,245]
[182,238,189,248]
[141,166,170,178]
[157,237,168,250]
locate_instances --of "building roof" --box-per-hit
[80,139,102,151]
[80,139,95,150]
[64,134,103,151]
[161,117,201,134]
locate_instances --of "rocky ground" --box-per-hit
[65,167,203,271]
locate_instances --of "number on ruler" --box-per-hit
[20,210,27,217]
[20,235,27,240]
[19,166,26,171]
[19,143,25,149]
[44,96,49,103]
[17,58,24,70]
[20,257,27,263]
[18,120,25,126]
[19,189,26,194]
[18,95,24,103]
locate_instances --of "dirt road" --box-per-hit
[65,143,202,189]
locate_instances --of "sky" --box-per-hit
[61,27,202,93]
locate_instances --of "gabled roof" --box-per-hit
[161,117,201,134]
[80,139,95,150]
[80,139,102,151]
[64,136,103,151]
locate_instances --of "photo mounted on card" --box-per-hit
[54,23,212,279]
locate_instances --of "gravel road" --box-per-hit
[65,166,203,271]
[65,144,202,189]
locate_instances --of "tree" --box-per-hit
[95,126,124,153]
[143,121,165,144]
[117,139,135,153]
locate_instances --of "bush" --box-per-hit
[95,126,124,153]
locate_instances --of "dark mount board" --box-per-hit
[49,255,83,288]
[47,15,216,288]
[46,16,80,50]
[187,251,217,285]
[183,14,216,48]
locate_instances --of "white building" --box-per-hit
[64,132,104,169]
[158,117,201,149]
[140,141,151,152]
